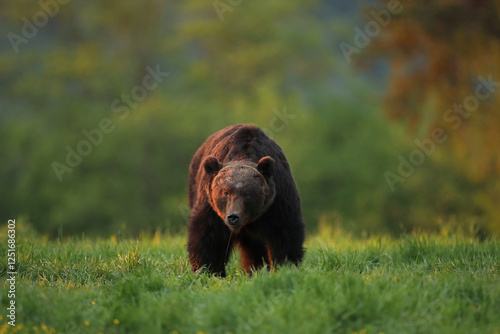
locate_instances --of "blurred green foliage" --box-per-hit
[0,0,497,237]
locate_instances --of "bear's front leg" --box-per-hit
[236,234,270,275]
[266,227,305,269]
[188,208,233,277]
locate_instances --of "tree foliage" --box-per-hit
[366,0,500,234]
[1,0,498,236]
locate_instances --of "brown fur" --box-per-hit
[188,124,305,276]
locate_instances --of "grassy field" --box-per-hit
[0,226,499,334]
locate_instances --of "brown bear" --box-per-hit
[188,124,305,276]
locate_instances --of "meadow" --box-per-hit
[0,226,499,334]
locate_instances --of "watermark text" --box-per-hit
[6,219,17,327]
[385,75,498,191]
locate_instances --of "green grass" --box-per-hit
[0,227,499,334]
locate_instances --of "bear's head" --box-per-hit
[203,156,276,230]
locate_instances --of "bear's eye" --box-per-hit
[223,191,229,197]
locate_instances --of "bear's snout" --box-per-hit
[226,212,241,228]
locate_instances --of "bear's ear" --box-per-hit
[203,156,222,177]
[257,156,275,179]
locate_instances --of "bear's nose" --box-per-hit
[227,213,240,227]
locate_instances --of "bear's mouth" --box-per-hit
[225,220,247,231]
